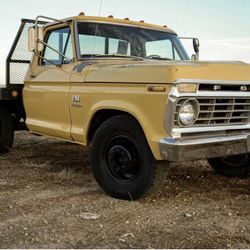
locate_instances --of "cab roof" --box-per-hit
[45,14,176,34]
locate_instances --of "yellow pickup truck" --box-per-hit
[0,14,249,200]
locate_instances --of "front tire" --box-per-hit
[90,115,162,200]
[0,106,14,153]
[208,154,250,177]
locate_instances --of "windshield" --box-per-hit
[76,22,189,60]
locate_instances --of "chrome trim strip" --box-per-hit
[171,89,250,98]
[162,133,249,146]
[171,124,250,134]
[173,79,250,86]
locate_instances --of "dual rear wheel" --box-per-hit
[0,106,14,153]
[208,154,250,178]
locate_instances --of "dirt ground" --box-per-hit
[0,131,249,248]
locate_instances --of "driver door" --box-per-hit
[24,25,74,140]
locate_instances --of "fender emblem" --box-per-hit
[72,95,80,103]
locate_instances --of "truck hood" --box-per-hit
[83,60,250,84]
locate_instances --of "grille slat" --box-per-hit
[176,109,250,114]
[199,103,250,106]
[198,109,250,113]
[175,97,250,127]
[196,116,249,121]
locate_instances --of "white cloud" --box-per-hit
[199,38,250,63]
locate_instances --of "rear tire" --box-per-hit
[90,115,166,200]
[208,154,250,177]
[0,106,14,153]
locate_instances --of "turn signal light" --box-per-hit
[177,83,197,93]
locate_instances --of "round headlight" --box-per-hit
[178,99,199,126]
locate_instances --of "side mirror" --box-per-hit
[179,36,200,61]
[192,38,200,60]
[193,38,200,54]
[28,26,44,52]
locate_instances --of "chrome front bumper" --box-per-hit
[160,133,250,161]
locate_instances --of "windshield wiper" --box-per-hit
[81,54,143,61]
[147,55,172,61]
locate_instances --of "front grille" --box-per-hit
[174,97,250,127]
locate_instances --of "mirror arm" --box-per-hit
[30,15,70,65]
[195,51,200,61]
[39,40,71,61]
[34,15,66,53]
[179,36,200,61]
[34,50,57,66]
[34,41,71,66]
[35,15,66,27]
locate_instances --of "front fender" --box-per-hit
[86,99,165,160]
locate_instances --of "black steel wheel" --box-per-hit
[208,154,250,177]
[90,115,162,200]
[0,106,14,153]
[105,135,141,182]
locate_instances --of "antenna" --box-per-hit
[97,0,103,17]
[90,0,103,62]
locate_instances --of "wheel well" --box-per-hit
[87,109,141,144]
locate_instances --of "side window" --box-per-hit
[42,27,73,65]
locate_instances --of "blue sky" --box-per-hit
[0,0,250,83]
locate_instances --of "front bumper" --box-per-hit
[160,133,250,161]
